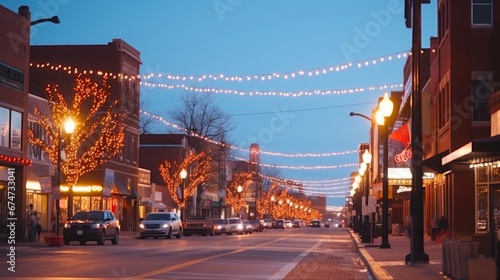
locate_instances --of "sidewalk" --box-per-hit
[350,229,446,280]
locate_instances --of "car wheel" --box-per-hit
[111,231,119,245]
[176,228,182,239]
[97,231,105,245]
[64,238,70,245]
[166,228,173,239]
[79,240,86,245]
[209,230,214,236]
[139,236,146,239]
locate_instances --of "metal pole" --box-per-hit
[364,166,373,243]
[405,0,429,264]
[380,123,391,248]
[182,180,185,222]
[55,127,61,236]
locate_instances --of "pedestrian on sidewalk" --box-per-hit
[436,216,449,243]
[35,211,42,241]
[27,209,36,242]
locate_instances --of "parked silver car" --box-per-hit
[212,219,232,235]
[139,212,182,239]
[227,217,244,235]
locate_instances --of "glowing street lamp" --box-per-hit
[56,117,75,234]
[180,169,187,222]
[376,92,393,249]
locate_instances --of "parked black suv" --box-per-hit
[63,210,120,245]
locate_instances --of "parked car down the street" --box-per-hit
[227,217,244,235]
[248,220,264,232]
[311,220,321,228]
[242,220,254,234]
[63,210,120,245]
[274,219,286,229]
[212,219,232,235]
[285,220,293,228]
[139,212,183,239]
[260,219,273,229]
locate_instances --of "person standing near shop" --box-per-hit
[27,209,36,242]
[35,211,42,241]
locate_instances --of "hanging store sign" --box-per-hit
[395,147,412,163]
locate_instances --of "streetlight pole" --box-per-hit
[270,195,275,219]
[180,169,187,222]
[237,185,243,218]
[376,93,393,249]
[405,0,429,264]
[56,117,75,233]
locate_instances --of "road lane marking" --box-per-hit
[268,238,323,280]
[131,234,300,279]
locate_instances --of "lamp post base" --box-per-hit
[379,242,391,249]
[405,251,429,264]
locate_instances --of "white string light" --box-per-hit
[140,82,403,97]
[140,51,409,82]
[141,110,360,158]
[230,155,357,170]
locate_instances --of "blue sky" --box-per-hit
[6,1,437,207]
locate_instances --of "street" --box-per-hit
[4,226,370,279]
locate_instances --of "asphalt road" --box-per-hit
[4,226,369,279]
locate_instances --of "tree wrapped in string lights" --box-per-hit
[158,150,212,210]
[225,172,253,216]
[28,75,125,194]
[256,183,279,219]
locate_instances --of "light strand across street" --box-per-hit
[140,82,403,97]
[141,110,360,158]
[139,50,409,82]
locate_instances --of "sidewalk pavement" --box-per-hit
[350,229,446,280]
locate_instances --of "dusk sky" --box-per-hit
[6,1,437,207]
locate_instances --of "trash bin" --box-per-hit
[454,241,479,280]
[361,220,372,243]
[442,237,456,277]
[391,224,400,236]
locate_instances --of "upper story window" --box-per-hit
[0,106,22,150]
[472,0,493,25]
[471,79,492,122]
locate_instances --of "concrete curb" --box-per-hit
[349,229,393,280]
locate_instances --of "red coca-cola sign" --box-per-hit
[395,147,412,163]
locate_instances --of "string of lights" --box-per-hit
[139,51,409,82]
[30,50,410,85]
[230,155,358,170]
[140,82,403,97]
[258,174,351,198]
[141,110,360,158]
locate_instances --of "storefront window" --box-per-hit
[491,166,500,183]
[0,107,10,148]
[477,166,489,183]
[477,185,488,232]
[10,111,21,150]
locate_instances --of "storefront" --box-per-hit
[442,134,500,257]
[25,172,52,233]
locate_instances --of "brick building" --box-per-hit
[28,39,142,232]
[0,5,32,242]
